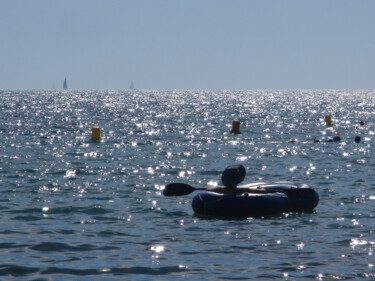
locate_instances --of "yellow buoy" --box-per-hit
[325,115,334,127]
[90,126,101,141]
[230,120,241,134]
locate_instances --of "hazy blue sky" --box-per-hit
[1,0,374,90]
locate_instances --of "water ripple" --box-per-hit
[0,264,196,277]
[1,90,375,279]
[29,242,119,252]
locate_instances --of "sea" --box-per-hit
[0,89,374,280]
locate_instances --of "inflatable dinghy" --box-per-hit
[191,182,319,217]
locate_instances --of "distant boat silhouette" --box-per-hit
[63,78,68,89]
[129,82,135,90]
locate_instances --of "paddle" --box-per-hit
[163,182,315,198]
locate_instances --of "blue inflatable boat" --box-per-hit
[191,182,319,217]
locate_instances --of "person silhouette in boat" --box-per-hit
[207,164,265,194]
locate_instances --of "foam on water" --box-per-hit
[0,90,375,279]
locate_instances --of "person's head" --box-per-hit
[221,165,246,187]
[355,136,361,143]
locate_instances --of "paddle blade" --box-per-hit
[163,183,196,196]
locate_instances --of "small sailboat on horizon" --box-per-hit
[63,78,68,89]
[129,82,135,90]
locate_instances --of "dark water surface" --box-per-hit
[0,90,374,280]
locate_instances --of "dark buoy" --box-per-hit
[230,120,241,134]
[327,133,340,142]
[333,132,341,142]
[355,136,361,143]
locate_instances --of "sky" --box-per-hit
[0,0,374,90]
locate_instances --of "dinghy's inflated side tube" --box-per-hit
[192,182,319,217]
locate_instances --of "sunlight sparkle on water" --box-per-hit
[150,245,165,253]
[296,242,304,250]
[350,239,368,248]
[207,180,218,187]
[3,90,375,280]
[64,170,76,178]
[99,268,111,272]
